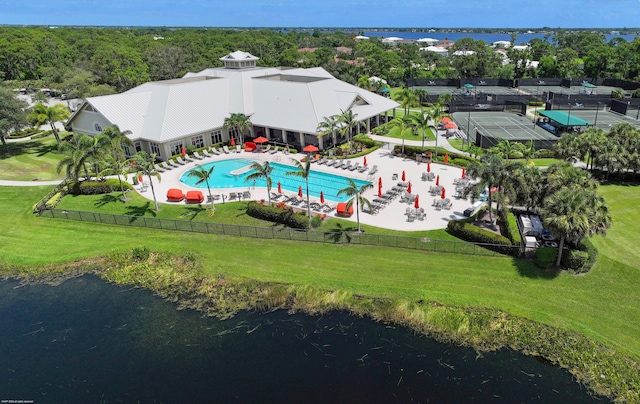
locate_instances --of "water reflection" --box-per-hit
[0,276,606,403]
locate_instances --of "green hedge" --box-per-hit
[396,145,477,167]
[69,178,133,195]
[574,237,598,274]
[447,220,518,256]
[562,250,589,272]
[9,127,42,138]
[535,247,557,269]
[534,149,556,158]
[246,201,309,229]
[31,130,53,139]
[503,210,522,246]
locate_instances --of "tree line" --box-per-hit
[2,27,640,95]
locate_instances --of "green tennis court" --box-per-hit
[451,111,558,142]
[569,109,640,130]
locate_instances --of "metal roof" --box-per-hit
[539,110,592,126]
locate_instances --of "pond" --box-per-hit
[0,276,606,403]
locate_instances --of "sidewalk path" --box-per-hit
[0,180,61,187]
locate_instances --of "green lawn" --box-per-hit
[0,138,66,181]
[2,185,640,364]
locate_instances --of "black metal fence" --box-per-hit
[39,208,520,257]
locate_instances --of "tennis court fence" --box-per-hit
[38,208,521,257]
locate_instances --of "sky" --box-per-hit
[1,0,639,28]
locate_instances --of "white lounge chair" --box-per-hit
[184,154,195,162]
[235,145,242,153]
[263,145,271,153]
[357,164,368,173]
[161,161,173,170]
[154,163,166,173]
[170,158,184,166]
[349,162,360,171]
[210,147,221,155]
[176,156,188,165]
[342,160,352,170]
[368,165,378,176]
[222,146,231,154]
[193,151,204,160]
[269,146,279,154]
[202,149,213,158]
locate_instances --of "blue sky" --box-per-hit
[1,0,639,28]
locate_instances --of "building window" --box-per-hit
[169,141,184,156]
[94,123,102,132]
[134,142,142,152]
[210,130,222,144]
[191,135,204,148]
[150,142,161,157]
[123,145,132,156]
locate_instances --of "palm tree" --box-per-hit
[57,133,90,180]
[541,187,611,267]
[245,161,273,205]
[131,151,161,211]
[27,103,70,144]
[392,87,419,116]
[429,103,446,160]
[99,154,131,201]
[317,115,340,154]
[188,164,216,211]
[101,125,134,160]
[544,162,598,197]
[337,178,374,233]
[579,127,606,170]
[554,133,583,163]
[357,75,371,89]
[508,164,545,211]
[409,109,432,152]
[79,133,111,179]
[338,109,359,154]
[223,113,252,144]
[412,88,428,105]
[286,158,312,228]
[388,115,413,156]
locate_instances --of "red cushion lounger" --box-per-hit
[186,190,205,203]
[167,188,185,202]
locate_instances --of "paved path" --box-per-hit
[0,180,62,187]
[373,128,470,156]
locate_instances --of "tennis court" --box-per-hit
[519,84,619,97]
[452,111,557,140]
[569,109,640,130]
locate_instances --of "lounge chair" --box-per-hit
[325,159,335,167]
[317,156,328,165]
[161,161,173,170]
[222,146,231,154]
[349,162,360,171]
[263,145,271,153]
[202,149,213,158]
[368,165,378,176]
[242,191,251,199]
[184,154,195,162]
[193,151,204,160]
[176,156,188,165]
[210,146,221,155]
[269,146,278,154]
[357,164,368,173]
[342,160,352,170]
[169,159,183,167]
[228,192,237,201]
[154,163,166,173]
[235,145,242,153]
[322,203,336,213]
[421,172,428,181]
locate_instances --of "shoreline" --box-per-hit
[2,252,638,403]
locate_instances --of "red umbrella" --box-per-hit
[378,177,382,188]
[427,162,431,173]
[298,186,303,198]
[303,144,319,153]
[253,136,269,144]
[277,182,282,193]
[230,137,236,147]
[138,175,143,183]
[181,145,186,157]
[414,195,420,209]
[378,188,383,198]
[441,187,446,199]
[440,116,452,123]
[444,153,449,163]
[407,181,412,194]
[320,191,325,204]
[401,171,406,182]
[435,175,440,186]
[363,156,367,167]
[444,123,457,129]
[462,168,466,179]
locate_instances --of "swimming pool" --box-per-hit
[179,158,371,202]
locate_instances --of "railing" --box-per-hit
[39,208,521,257]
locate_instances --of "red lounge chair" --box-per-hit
[167,188,185,202]
[336,202,354,217]
[244,141,256,152]
[186,190,205,203]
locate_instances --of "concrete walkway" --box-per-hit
[0,179,62,187]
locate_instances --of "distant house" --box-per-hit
[66,51,397,158]
[335,46,353,54]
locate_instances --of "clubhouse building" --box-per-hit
[66,51,398,159]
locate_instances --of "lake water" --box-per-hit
[0,275,608,403]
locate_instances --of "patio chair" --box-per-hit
[210,146,221,155]
[342,160,352,170]
[228,192,237,201]
[154,163,166,173]
[322,203,336,213]
[193,151,204,160]
[349,162,360,171]
[176,156,188,165]
[242,191,251,199]
[368,165,378,175]
[169,158,183,167]
[161,161,173,170]
[184,154,195,162]
[222,146,231,154]
[421,172,428,181]
[202,149,213,158]
[235,145,242,153]
[263,145,271,153]
[357,164,368,173]
[269,146,279,154]
[317,156,327,165]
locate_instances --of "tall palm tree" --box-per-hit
[317,115,340,154]
[338,109,359,154]
[223,113,252,144]
[286,158,312,228]
[79,133,111,179]
[541,187,611,267]
[131,151,161,211]
[357,75,371,89]
[388,115,413,156]
[188,164,216,211]
[392,87,419,116]
[544,162,598,197]
[27,103,70,144]
[99,154,131,201]
[245,161,273,205]
[409,109,432,152]
[57,133,90,180]
[579,127,606,170]
[429,103,446,160]
[554,133,583,163]
[337,178,374,233]
[508,164,545,211]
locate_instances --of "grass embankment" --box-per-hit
[2,185,640,401]
[0,138,66,181]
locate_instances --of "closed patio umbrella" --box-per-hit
[298,186,303,198]
[181,146,186,157]
[407,181,412,194]
[320,191,325,204]
[435,175,440,186]
[444,153,449,163]
[363,156,367,166]
[441,187,446,199]
[378,177,382,188]
[231,137,236,147]
[277,182,282,193]
[427,162,431,173]
[414,195,419,209]
[401,171,406,182]
[378,187,383,197]
[462,168,466,179]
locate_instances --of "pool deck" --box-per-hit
[134,147,475,231]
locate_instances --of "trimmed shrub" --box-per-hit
[576,237,598,274]
[528,101,545,107]
[32,130,53,139]
[45,192,64,209]
[310,215,323,229]
[246,201,309,229]
[353,134,378,148]
[503,210,522,246]
[447,220,517,256]
[534,247,557,269]
[562,249,589,272]
[69,178,132,195]
[534,149,556,158]
[450,158,470,167]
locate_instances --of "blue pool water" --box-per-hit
[179,159,371,202]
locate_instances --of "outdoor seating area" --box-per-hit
[167,188,185,202]
[336,202,354,217]
[185,190,205,203]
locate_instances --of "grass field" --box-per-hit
[3,185,640,365]
[0,138,66,181]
